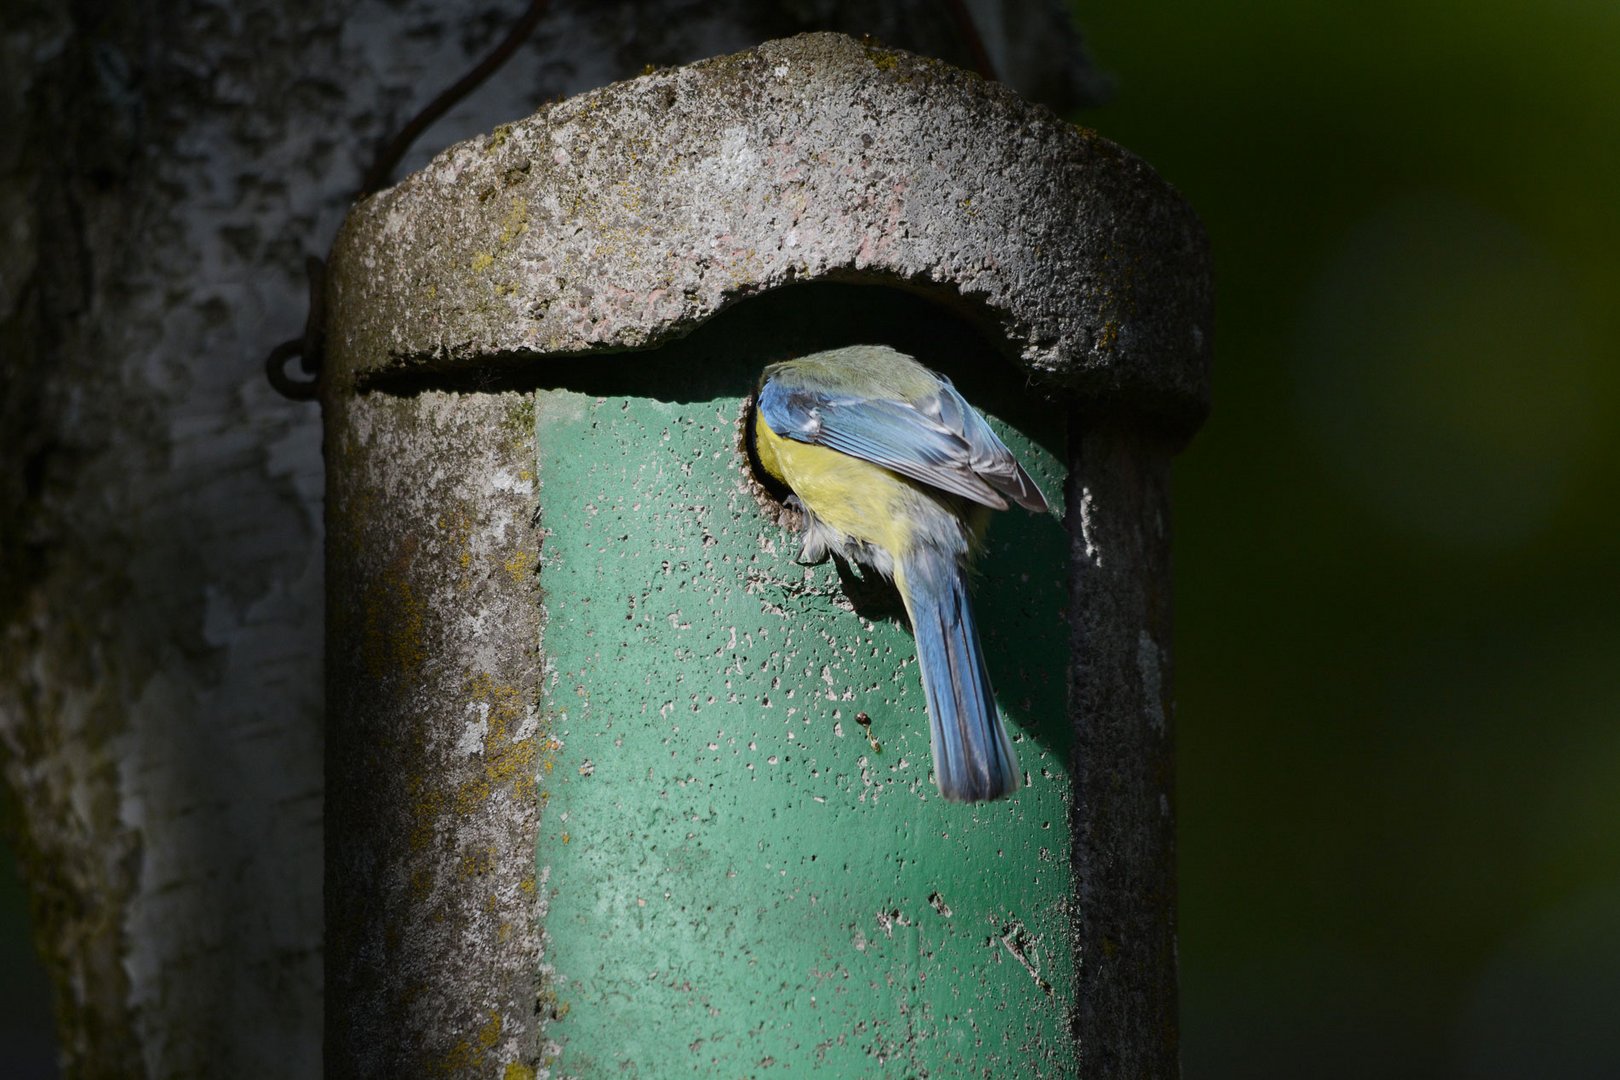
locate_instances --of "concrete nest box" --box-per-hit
[324,31,1209,1080]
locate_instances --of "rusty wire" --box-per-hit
[265,0,550,400]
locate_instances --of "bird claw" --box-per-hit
[794,504,832,566]
[796,536,829,566]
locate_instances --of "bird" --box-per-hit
[751,345,1048,802]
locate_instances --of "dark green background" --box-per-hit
[5,4,1617,1075]
[1076,2,1620,1076]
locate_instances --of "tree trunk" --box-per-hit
[0,1,1103,1074]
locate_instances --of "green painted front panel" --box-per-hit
[533,374,1072,1077]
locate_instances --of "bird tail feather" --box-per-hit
[898,547,1021,802]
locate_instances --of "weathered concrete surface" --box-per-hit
[325,388,542,1077]
[326,32,1211,431]
[1068,422,1182,1077]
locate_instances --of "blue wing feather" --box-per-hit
[758,371,1042,510]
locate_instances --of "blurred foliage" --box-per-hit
[1073,1,1620,1076]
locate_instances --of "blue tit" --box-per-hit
[752,344,1048,802]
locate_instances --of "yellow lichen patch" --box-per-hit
[498,197,529,247]
[440,1039,476,1073]
[408,776,445,853]
[864,46,898,71]
[503,395,538,442]
[458,672,538,814]
[438,505,475,574]
[361,540,427,681]
[459,844,496,879]
[408,862,436,901]
[436,1010,507,1073]
[613,180,644,214]
[503,1062,536,1080]
[504,549,535,584]
[471,252,495,272]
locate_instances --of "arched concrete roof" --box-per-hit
[328,32,1210,429]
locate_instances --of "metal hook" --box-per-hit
[265,256,325,401]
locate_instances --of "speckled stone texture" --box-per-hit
[325,389,542,1078]
[327,32,1210,431]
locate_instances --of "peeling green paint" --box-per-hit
[532,362,1074,1075]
